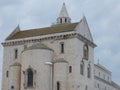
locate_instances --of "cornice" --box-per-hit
[94,76,111,85]
[2,33,96,48]
[77,33,97,48]
[94,64,112,74]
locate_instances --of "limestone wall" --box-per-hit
[21,48,53,90]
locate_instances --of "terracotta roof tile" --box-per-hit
[7,22,78,40]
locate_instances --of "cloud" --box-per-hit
[0,0,120,89]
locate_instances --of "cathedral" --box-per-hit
[1,3,120,90]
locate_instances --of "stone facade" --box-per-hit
[1,3,120,90]
[94,64,120,90]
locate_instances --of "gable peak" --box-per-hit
[6,25,20,40]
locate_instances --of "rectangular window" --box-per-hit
[6,71,9,78]
[103,74,105,79]
[57,82,60,90]
[15,49,18,59]
[97,83,99,88]
[87,67,90,78]
[80,63,84,75]
[60,43,64,53]
[105,86,106,90]
[99,72,100,77]
[108,76,109,81]
[69,66,72,73]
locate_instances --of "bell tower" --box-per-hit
[57,3,71,24]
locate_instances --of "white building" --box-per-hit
[94,63,120,90]
[1,3,120,90]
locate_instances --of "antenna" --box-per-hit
[97,59,100,64]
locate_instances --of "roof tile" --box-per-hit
[7,22,78,40]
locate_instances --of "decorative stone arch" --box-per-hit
[83,44,89,60]
[23,66,36,89]
[27,68,33,87]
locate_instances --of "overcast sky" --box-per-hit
[0,0,120,89]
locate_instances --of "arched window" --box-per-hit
[27,69,33,87]
[69,66,72,73]
[80,61,84,75]
[83,44,89,60]
[87,64,91,78]
[15,49,18,59]
[60,43,64,53]
[23,68,36,88]
[57,82,60,90]
[65,18,67,23]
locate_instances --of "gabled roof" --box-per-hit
[94,63,111,74]
[75,16,93,42]
[6,25,20,40]
[111,81,120,89]
[6,22,78,40]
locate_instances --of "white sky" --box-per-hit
[0,0,120,89]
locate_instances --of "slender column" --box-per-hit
[45,62,53,90]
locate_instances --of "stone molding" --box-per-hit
[94,76,111,85]
[2,33,96,48]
